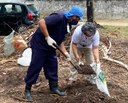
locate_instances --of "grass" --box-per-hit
[99,25,128,38]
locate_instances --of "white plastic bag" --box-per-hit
[22,48,32,58]
[17,48,32,66]
[95,72,110,97]
[90,63,110,97]
[17,57,31,66]
[3,30,15,56]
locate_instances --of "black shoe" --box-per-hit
[49,81,66,96]
[24,89,33,101]
[49,89,66,96]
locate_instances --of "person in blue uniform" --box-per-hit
[24,6,84,101]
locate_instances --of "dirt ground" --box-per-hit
[0,21,128,103]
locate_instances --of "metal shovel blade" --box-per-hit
[76,64,96,75]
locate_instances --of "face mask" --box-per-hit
[85,34,93,39]
[69,20,78,25]
[84,31,93,37]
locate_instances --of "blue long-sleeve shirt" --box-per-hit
[30,12,68,52]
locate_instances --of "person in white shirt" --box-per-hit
[68,22,100,83]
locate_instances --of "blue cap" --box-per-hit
[64,6,84,20]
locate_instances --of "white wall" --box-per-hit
[0,0,22,2]
[1,0,128,19]
[33,0,128,19]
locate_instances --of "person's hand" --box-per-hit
[64,52,71,61]
[45,36,56,49]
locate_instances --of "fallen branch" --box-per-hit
[0,59,16,64]
[102,57,128,71]
[100,37,128,71]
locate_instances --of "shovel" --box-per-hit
[53,43,96,75]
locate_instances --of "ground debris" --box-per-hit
[0,24,128,103]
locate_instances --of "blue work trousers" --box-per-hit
[25,48,58,86]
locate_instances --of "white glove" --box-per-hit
[64,52,71,61]
[96,63,101,70]
[96,63,101,75]
[89,63,101,74]
[78,60,84,65]
[90,63,100,69]
[45,36,57,49]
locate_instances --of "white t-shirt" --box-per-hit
[71,24,100,48]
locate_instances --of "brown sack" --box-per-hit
[12,35,27,50]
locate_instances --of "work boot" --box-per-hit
[49,81,66,96]
[24,84,33,101]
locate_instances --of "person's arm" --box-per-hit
[93,46,101,70]
[38,19,57,48]
[60,42,71,61]
[38,19,49,37]
[71,25,82,61]
[92,46,100,63]
[60,42,67,53]
[72,42,80,61]
[92,30,100,63]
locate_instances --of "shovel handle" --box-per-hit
[53,43,67,58]
[53,43,81,70]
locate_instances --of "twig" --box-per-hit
[103,57,128,71]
